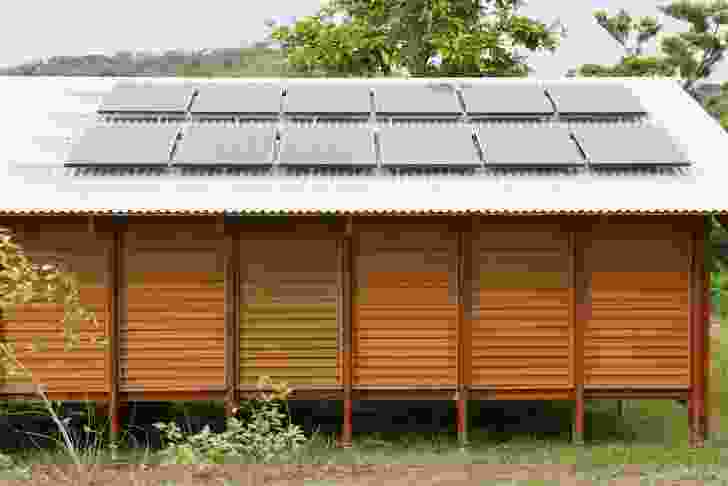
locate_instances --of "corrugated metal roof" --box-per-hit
[0,76,727,215]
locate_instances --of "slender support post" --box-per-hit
[455,219,471,448]
[689,218,707,448]
[616,400,623,418]
[224,222,241,418]
[340,216,353,448]
[571,227,586,445]
[107,220,124,445]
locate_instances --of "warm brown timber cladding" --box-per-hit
[471,217,572,388]
[354,218,458,386]
[239,221,339,386]
[124,217,226,391]
[0,214,700,413]
[0,217,108,393]
[584,217,691,387]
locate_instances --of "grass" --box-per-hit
[0,317,725,484]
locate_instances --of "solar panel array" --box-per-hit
[66,80,692,171]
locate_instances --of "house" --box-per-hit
[0,75,726,448]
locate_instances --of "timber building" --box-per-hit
[0,76,726,447]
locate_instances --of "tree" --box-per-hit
[570,8,676,78]
[571,1,728,97]
[267,0,566,77]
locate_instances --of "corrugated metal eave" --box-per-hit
[0,208,726,216]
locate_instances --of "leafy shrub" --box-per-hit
[154,376,306,464]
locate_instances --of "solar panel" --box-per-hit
[377,125,481,168]
[278,126,376,168]
[284,85,371,117]
[65,125,179,167]
[571,125,691,167]
[460,83,554,117]
[191,83,282,116]
[98,82,195,114]
[477,126,584,168]
[374,84,461,118]
[543,83,647,116]
[172,125,276,167]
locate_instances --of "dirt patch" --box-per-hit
[6,463,655,485]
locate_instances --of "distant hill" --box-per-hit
[0,44,290,77]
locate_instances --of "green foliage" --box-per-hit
[0,227,105,383]
[269,0,564,77]
[574,1,728,95]
[657,0,728,93]
[702,80,728,130]
[154,377,306,465]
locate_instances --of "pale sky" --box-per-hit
[1,0,726,81]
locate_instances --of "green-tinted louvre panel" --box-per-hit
[240,234,339,386]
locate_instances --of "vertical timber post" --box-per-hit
[689,217,708,448]
[107,217,124,446]
[703,217,711,444]
[340,216,353,448]
[571,225,585,445]
[456,217,470,448]
[223,217,240,418]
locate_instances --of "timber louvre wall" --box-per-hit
[0,213,710,447]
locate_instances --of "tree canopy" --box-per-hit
[571,0,728,96]
[268,0,566,77]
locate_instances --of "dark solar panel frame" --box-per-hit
[571,125,691,168]
[373,85,463,119]
[476,125,585,169]
[190,84,283,118]
[65,124,180,167]
[459,84,555,118]
[171,125,277,168]
[277,125,377,169]
[376,125,482,169]
[98,83,196,114]
[543,83,647,116]
[283,85,373,119]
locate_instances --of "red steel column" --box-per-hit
[340,216,353,448]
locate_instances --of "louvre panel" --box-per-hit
[123,220,225,390]
[471,221,572,387]
[584,223,691,387]
[355,220,457,386]
[240,232,339,386]
[0,220,108,393]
